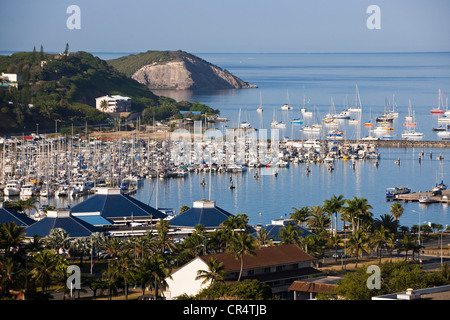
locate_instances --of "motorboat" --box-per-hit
[385,186,411,199]
[4,180,21,196]
[20,182,36,197]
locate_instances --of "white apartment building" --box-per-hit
[95,95,131,113]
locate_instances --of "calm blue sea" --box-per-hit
[20,51,450,230]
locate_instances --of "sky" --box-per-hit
[1,0,449,54]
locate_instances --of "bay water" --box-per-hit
[60,52,450,230]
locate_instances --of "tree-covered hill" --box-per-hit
[0,49,219,135]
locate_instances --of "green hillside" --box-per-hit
[107,50,172,77]
[0,49,218,135]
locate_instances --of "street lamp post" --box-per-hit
[412,209,421,261]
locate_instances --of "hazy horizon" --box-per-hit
[1,0,449,54]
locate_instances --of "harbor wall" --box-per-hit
[345,140,450,149]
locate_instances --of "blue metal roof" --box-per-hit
[169,205,233,228]
[0,206,35,226]
[75,215,113,226]
[25,213,101,238]
[70,193,167,219]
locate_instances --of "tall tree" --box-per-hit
[196,257,226,285]
[227,232,256,282]
[347,229,370,268]
[390,203,404,221]
[323,194,345,236]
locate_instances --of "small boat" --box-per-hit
[281,104,293,110]
[334,110,350,119]
[257,107,263,113]
[271,120,286,128]
[430,89,445,114]
[327,129,344,140]
[281,90,293,110]
[386,186,411,199]
[290,118,303,124]
[240,121,252,129]
[435,180,448,190]
[432,125,446,131]
[419,196,434,203]
[302,125,321,133]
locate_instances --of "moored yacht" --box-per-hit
[20,181,36,197]
[4,180,21,196]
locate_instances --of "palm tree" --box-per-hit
[328,234,344,262]
[306,206,331,233]
[347,229,370,268]
[196,257,226,285]
[221,214,249,235]
[43,228,71,254]
[371,225,391,263]
[99,99,108,113]
[323,194,345,236]
[147,253,171,299]
[390,203,404,221]
[0,221,26,255]
[104,236,124,258]
[0,257,23,296]
[255,228,273,248]
[279,223,300,245]
[29,250,67,295]
[70,237,89,268]
[290,206,310,227]
[342,197,373,234]
[22,197,40,216]
[401,235,419,260]
[156,219,175,254]
[373,214,399,234]
[110,249,136,300]
[227,232,256,282]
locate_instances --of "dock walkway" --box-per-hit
[393,189,450,203]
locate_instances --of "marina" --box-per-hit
[0,128,448,230]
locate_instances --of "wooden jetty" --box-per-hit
[393,189,450,203]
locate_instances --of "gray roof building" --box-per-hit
[0,202,35,227]
[25,209,101,238]
[168,199,233,229]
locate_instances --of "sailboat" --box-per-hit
[301,96,313,117]
[290,101,304,124]
[402,100,423,140]
[302,105,322,133]
[257,92,263,113]
[444,97,450,116]
[271,107,286,128]
[348,84,363,112]
[430,89,444,114]
[281,89,293,110]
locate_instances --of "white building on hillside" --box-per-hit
[95,95,131,113]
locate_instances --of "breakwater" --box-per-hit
[341,140,450,149]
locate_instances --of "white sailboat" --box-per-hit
[348,84,363,112]
[402,100,423,140]
[271,107,286,128]
[281,89,293,110]
[302,105,322,133]
[257,92,263,113]
[301,96,313,117]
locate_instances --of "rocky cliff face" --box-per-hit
[130,51,257,90]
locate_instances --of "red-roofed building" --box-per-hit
[163,244,321,300]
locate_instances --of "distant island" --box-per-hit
[0,48,221,135]
[107,50,257,90]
